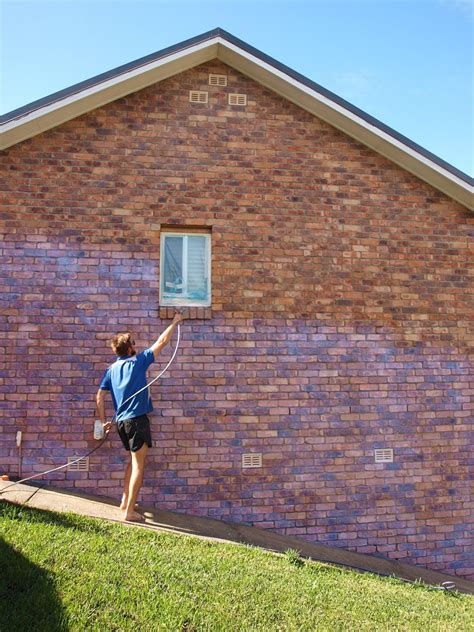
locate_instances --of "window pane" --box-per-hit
[163,236,183,295]
[187,235,208,301]
[161,232,210,306]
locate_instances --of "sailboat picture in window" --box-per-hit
[160,231,211,306]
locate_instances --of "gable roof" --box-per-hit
[1,28,472,209]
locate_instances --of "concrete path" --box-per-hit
[1,479,473,595]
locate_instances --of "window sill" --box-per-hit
[159,306,212,320]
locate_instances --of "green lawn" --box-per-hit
[1,501,472,632]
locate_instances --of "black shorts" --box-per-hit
[117,414,152,452]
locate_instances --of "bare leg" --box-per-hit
[124,443,148,521]
[120,458,132,510]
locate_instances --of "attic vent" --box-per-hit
[374,449,393,463]
[209,74,227,86]
[67,456,90,472]
[229,93,247,106]
[242,453,262,469]
[189,90,208,104]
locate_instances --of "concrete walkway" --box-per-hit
[1,479,473,595]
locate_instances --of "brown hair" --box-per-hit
[111,332,132,356]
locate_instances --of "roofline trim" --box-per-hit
[0,28,224,125]
[1,28,472,208]
[214,30,472,186]
[216,37,472,192]
[1,38,218,131]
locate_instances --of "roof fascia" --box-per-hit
[215,38,473,209]
[0,39,218,151]
[1,28,472,209]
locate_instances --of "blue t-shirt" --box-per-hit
[99,348,155,422]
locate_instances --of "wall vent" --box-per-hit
[209,74,227,86]
[189,90,208,104]
[242,453,262,469]
[229,93,247,106]
[67,456,90,472]
[374,449,393,463]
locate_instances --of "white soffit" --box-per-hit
[0,41,218,150]
[1,34,472,209]
[215,39,473,210]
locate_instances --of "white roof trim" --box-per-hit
[215,38,472,208]
[1,33,472,209]
[0,40,218,149]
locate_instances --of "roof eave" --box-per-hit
[1,29,472,210]
[215,40,473,209]
[0,38,219,150]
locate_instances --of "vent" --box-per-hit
[229,93,247,106]
[67,456,89,472]
[189,91,208,104]
[374,449,393,463]
[209,74,227,86]
[242,453,262,469]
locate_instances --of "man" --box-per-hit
[96,312,185,522]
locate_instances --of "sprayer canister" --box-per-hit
[94,420,105,440]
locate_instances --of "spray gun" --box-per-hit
[94,419,105,441]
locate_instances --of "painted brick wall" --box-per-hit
[1,60,472,578]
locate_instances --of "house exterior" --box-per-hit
[1,29,472,579]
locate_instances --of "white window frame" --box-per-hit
[159,230,211,307]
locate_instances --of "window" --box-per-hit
[160,230,211,307]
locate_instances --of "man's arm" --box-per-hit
[96,388,112,431]
[150,313,185,357]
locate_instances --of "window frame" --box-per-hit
[159,229,212,308]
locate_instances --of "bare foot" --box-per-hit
[120,495,138,511]
[123,511,145,523]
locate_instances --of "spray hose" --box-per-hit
[0,323,181,496]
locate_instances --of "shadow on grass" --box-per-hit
[0,500,113,536]
[0,538,67,632]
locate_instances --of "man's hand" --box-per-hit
[103,420,113,433]
[173,312,186,324]
[151,313,186,356]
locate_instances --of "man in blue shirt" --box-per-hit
[96,313,184,522]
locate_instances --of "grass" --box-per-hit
[0,501,472,632]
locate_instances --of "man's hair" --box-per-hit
[111,332,132,356]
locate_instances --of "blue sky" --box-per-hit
[1,0,472,175]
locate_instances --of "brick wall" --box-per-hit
[1,60,472,578]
